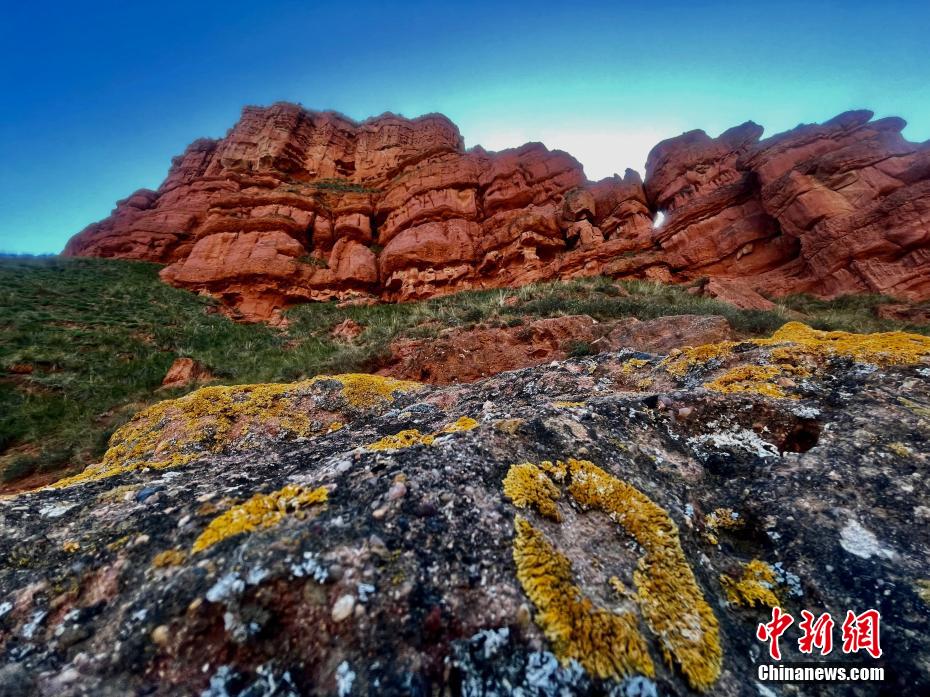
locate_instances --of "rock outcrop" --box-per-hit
[379,313,733,384]
[161,358,213,389]
[3,325,930,694]
[64,103,930,320]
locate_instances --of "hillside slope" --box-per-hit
[2,256,930,489]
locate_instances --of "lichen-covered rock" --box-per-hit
[63,103,930,320]
[2,325,929,695]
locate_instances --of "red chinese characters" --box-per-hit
[755,608,882,660]
[842,609,883,659]
[757,607,795,660]
[798,610,835,655]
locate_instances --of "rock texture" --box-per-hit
[64,103,930,320]
[2,325,930,695]
[379,314,733,384]
[161,358,213,389]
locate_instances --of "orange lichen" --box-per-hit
[365,429,435,451]
[665,322,930,379]
[494,418,525,434]
[441,416,479,433]
[720,559,779,608]
[663,341,738,377]
[621,358,650,374]
[192,484,328,553]
[505,458,722,690]
[703,507,743,544]
[766,322,930,365]
[704,508,743,531]
[512,516,655,681]
[46,374,423,490]
[152,549,187,567]
[702,365,791,399]
[503,462,562,521]
[366,415,480,450]
[322,373,423,409]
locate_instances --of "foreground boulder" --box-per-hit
[64,103,930,320]
[1,325,929,695]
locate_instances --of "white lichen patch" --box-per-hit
[839,520,896,560]
[689,428,779,458]
[336,660,355,697]
[289,552,328,582]
[206,573,245,603]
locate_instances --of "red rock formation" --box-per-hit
[378,314,733,384]
[161,358,212,388]
[64,103,930,320]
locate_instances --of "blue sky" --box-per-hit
[1,1,928,254]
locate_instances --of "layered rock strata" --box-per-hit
[65,104,930,320]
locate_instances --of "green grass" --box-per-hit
[2,255,928,484]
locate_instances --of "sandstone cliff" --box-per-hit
[64,103,930,320]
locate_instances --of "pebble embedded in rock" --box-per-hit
[151,625,170,646]
[331,595,356,622]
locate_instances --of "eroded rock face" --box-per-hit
[378,313,733,384]
[161,358,212,389]
[2,326,930,695]
[65,103,930,320]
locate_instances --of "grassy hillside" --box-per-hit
[2,255,927,486]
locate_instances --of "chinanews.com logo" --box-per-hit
[755,607,885,684]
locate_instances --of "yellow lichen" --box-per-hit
[325,373,423,409]
[621,358,650,374]
[366,415,480,450]
[900,397,930,420]
[702,510,743,545]
[191,484,328,553]
[720,559,779,608]
[551,401,586,408]
[663,340,739,377]
[365,429,435,451]
[888,441,913,458]
[664,322,930,379]
[702,365,791,399]
[442,416,479,433]
[62,540,80,553]
[327,421,344,433]
[513,516,655,681]
[46,374,423,490]
[503,462,562,521]
[704,508,743,532]
[152,549,187,567]
[609,575,631,597]
[766,322,930,365]
[505,459,722,690]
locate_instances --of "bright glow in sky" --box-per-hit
[1,1,929,254]
[471,124,673,180]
